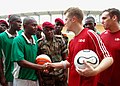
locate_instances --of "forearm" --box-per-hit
[51,60,70,69]
[17,60,45,70]
[0,59,4,77]
[95,57,113,74]
[0,58,8,86]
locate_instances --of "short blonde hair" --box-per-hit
[64,7,84,22]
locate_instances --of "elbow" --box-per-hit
[106,56,114,66]
[17,60,25,67]
[65,60,70,68]
[110,57,114,65]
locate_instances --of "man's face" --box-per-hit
[101,12,113,30]
[11,18,22,31]
[84,19,95,31]
[0,23,8,33]
[54,22,64,33]
[43,27,54,39]
[64,13,73,31]
[36,30,42,39]
[25,21,38,35]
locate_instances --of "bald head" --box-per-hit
[8,14,21,22]
[23,17,38,35]
[23,17,37,25]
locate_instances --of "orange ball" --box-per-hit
[36,54,51,65]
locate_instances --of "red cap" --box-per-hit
[37,25,42,31]
[0,20,9,28]
[42,21,54,29]
[55,18,64,26]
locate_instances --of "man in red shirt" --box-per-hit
[98,8,120,86]
[45,7,113,86]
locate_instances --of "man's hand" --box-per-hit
[0,77,8,86]
[76,60,98,77]
[45,62,54,68]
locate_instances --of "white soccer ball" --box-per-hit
[74,49,99,69]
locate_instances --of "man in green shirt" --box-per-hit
[11,17,46,86]
[0,14,22,86]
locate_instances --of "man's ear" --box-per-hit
[112,15,117,21]
[72,16,77,22]
[23,24,27,29]
[94,23,96,26]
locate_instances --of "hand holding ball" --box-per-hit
[74,49,99,69]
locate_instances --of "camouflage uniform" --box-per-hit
[38,35,68,86]
[55,34,69,46]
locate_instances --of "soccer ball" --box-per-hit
[36,54,52,65]
[74,49,99,69]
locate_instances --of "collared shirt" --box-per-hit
[0,30,19,82]
[11,33,38,81]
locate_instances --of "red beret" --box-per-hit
[37,25,42,31]
[0,20,9,28]
[42,22,54,29]
[55,18,64,26]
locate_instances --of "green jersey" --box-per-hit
[0,30,17,82]
[11,33,38,81]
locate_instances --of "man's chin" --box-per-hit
[17,28,21,31]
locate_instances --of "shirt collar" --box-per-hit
[22,32,36,44]
[5,30,18,38]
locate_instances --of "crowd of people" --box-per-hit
[0,7,120,86]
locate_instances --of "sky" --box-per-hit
[0,0,120,16]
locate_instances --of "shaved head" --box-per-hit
[8,14,21,22]
[23,17,38,35]
[23,17,37,25]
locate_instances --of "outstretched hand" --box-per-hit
[41,63,54,73]
[45,62,53,68]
